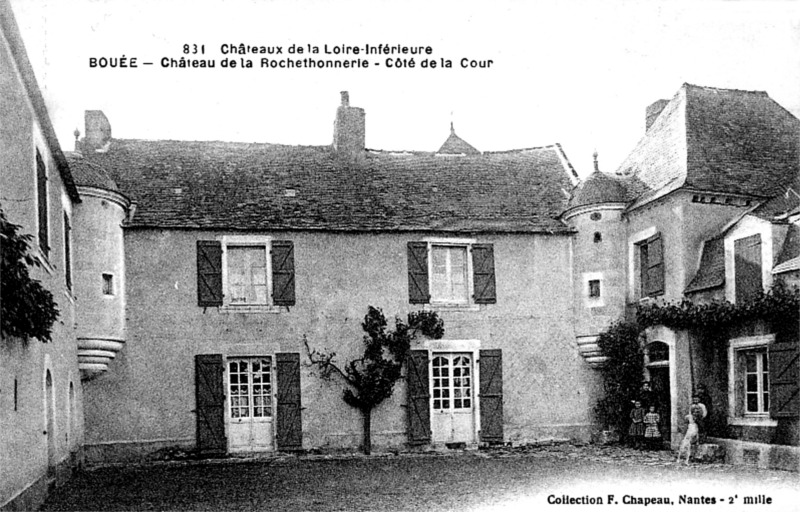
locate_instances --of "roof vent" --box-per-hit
[284,188,297,197]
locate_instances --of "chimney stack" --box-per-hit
[84,110,112,151]
[645,99,669,132]
[333,91,365,157]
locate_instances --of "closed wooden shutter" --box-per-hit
[271,241,295,306]
[276,353,303,450]
[406,350,431,445]
[770,341,799,418]
[479,349,504,443]
[734,234,762,304]
[195,354,226,455]
[472,244,497,304]
[36,149,49,254]
[197,241,223,306]
[407,242,430,304]
[641,233,664,297]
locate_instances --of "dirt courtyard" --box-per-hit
[41,444,799,512]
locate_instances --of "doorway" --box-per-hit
[430,353,476,444]
[226,357,275,453]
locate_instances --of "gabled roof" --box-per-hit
[77,139,576,234]
[617,83,800,209]
[437,124,480,155]
[0,0,80,202]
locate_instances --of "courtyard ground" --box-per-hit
[41,444,799,512]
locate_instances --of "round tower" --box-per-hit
[562,155,629,368]
[68,153,130,379]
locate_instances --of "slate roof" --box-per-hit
[618,83,800,208]
[685,237,725,294]
[566,170,632,210]
[67,154,120,192]
[75,139,576,233]
[437,124,480,155]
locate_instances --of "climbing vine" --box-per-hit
[0,206,60,343]
[636,283,800,330]
[304,306,444,454]
[594,320,644,433]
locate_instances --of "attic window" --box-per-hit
[284,189,298,197]
[173,188,183,195]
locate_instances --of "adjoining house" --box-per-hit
[0,1,84,508]
[563,83,800,470]
[71,91,608,461]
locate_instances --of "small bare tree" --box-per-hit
[305,306,443,454]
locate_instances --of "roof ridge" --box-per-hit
[683,82,769,96]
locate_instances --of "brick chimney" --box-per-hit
[645,99,669,132]
[333,91,365,157]
[84,110,112,151]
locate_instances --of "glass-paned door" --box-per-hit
[227,357,274,452]
[431,353,476,443]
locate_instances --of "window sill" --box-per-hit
[427,303,481,312]
[220,305,283,314]
[728,416,778,427]
[34,248,54,275]
[63,290,76,304]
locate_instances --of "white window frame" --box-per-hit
[221,235,279,313]
[423,237,478,309]
[728,334,777,426]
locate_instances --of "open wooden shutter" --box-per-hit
[36,149,49,254]
[734,351,746,417]
[479,349,504,443]
[271,241,295,306]
[407,242,430,304]
[195,354,226,455]
[641,233,664,297]
[406,350,431,445]
[770,341,799,418]
[472,244,497,304]
[276,353,303,450]
[197,241,223,306]
[735,234,762,304]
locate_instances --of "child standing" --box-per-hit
[690,395,708,443]
[643,405,661,450]
[628,400,646,449]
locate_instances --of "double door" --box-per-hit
[431,353,476,444]
[227,357,274,453]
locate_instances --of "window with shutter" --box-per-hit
[638,233,664,298]
[734,234,762,304]
[197,237,296,311]
[409,240,497,306]
[36,148,49,255]
[728,335,778,425]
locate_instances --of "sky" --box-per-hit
[8,0,800,178]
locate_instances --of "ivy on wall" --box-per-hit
[636,283,800,331]
[1,206,60,343]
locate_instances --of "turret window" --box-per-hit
[583,272,604,308]
[102,274,114,295]
[588,279,601,298]
[593,232,602,243]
